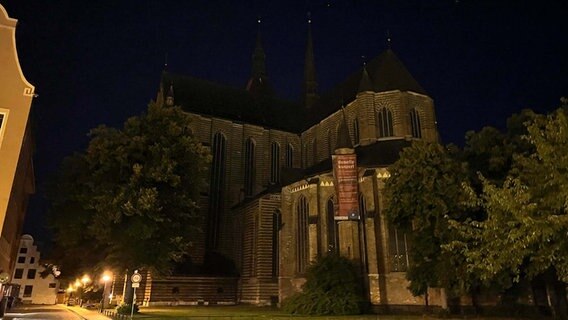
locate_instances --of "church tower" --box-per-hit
[302,17,318,109]
[245,19,273,97]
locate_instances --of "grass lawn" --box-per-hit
[128,305,539,320]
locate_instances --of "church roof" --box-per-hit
[160,72,305,132]
[302,138,412,177]
[306,49,426,128]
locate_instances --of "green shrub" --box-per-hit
[281,254,364,315]
[116,303,139,315]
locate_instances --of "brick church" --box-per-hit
[139,22,445,309]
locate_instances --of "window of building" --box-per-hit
[272,210,281,278]
[302,143,308,167]
[377,107,394,138]
[0,112,6,147]
[207,132,227,250]
[297,196,309,273]
[389,227,409,272]
[19,247,28,254]
[244,138,256,197]
[286,143,294,168]
[410,108,422,138]
[353,118,359,145]
[23,285,33,297]
[17,256,25,264]
[27,269,36,279]
[49,283,57,288]
[270,142,280,184]
[326,197,338,253]
[14,269,23,279]
[359,193,367,219]
[327,129,333,155]
[312,138,317,165]
[30,257,35,264]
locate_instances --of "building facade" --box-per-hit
[11,235,60,304]
[143,25,445,310]
[0,4,36,308]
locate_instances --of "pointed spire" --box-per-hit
[166,82,174,106]
[303,12,318,109]
[246,18,273,97]
[358,67,373,93]
[251,17,266,79]
[386,29,392,49]
[335,108,353,151]
[156,80,165,107]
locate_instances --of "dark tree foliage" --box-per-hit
[385,140,473,297]
[282,254,364,315]
[48,102,210,276]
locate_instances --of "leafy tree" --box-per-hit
[384,140,473,299]
[449,107,568,318]
[48,102,210,275]
[282,254,363,315]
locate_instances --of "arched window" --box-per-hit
[208,132,226,249]
[312,138,317,165]
[270,142,280,183]
[327,129,333,155]
[272,210,281,277]
[302,142,308,168]
[358,194,366,219]
[352,118,359,145]
[286,143,294,168]
[389,226,409,272]
[326,197,338,253]
[377,107,394,138]
[297,196,309,273]
[410,108,422,138]
[244,138,256,197]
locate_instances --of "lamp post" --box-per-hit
[66,285,75,305]
[100,273,111,312]
[80,275,91,306]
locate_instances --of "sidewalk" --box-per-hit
[66,305,112,320]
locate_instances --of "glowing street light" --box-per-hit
[100,272,112,311]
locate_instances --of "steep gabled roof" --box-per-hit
[306,49,426,128]
[160,72,304,132]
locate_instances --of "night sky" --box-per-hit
[1,0,567,250]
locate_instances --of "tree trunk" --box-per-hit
[544,270,568,320]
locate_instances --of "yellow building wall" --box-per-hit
[0,4,36,274]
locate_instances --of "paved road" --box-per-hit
[3,304,84,319]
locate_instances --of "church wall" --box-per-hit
[237,194,280,305]
[184,112,300,266]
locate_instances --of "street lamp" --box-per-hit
[100,273,112,311]
[79,275,91,306]
[66,285,75,305]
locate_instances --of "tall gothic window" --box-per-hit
[270,142,281,183]
[410,108,422,138]
[208,132,227,249]
[286,143,294,168]
[244,138,256,197]
[358,193,366,219]
[389,226,409,272]
[297,196,309,273]
[352,118,359,145]
[377,107,394,138]
[302,143,308,167]
[326,197,338,253]
[312,138,317,165]
[272,210,281,277]
[327,129,333,155]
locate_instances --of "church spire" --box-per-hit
[303,13,318,109]
[251,18,266,79]
[246,18,273,97]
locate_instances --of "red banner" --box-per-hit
[332,154,360,220]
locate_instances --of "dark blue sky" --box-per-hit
[2,0,567,249]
